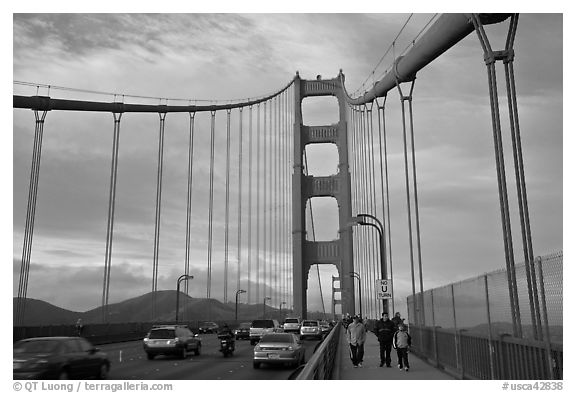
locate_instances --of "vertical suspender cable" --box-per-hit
[273,97,278,305]
[237,108,244,306]
[17,109,47,326]
[376,97,395,315]
[359,107,369,317]
[256,104,261,305]
[102,112,122,323]
[397,81,418,326]
[247,106,253,297]
[263,101,268,301]
[349,107,358,314]
[184,111,196,320]
[406,85,426,327]
[503,15,542,340]
[268,101,273,298]
[367,102,381,316]
[207,110,216,319]
[471,15,522,337]
[224,109,232,303]
[152,112,167,321]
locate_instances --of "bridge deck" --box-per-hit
[335,328,454,380]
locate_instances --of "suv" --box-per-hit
[143,325,201,360]
[249,319,280,345]
[300,320,322,340]
[282,317,301,334]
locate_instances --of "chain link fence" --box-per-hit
[407,251,562,379]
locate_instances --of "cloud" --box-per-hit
[12,13,563,316]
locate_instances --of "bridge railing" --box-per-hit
[295,323,341,380]
[410,325,563,380]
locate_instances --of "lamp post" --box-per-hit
[176,274,194,324]
[349,272,362,317]
[279,301,286,320]
[235,289,246,322]
[351,213,390,314]
[263,296,271,319]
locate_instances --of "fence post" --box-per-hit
[536,256,554,379]
[484,274,496,379]
[451,284,459,372]
[430,290,439,367]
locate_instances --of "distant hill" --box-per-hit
[13,298,83,326]
[13,291,312,326]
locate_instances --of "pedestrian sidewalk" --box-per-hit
[335,328,454,380]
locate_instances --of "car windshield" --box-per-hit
[252,320,274,328]
[14,340,60,354]
[201,322,216,327]
[302,321,318,326]
[260,334,293,343]
[149,329,175,339]
[239,322,251,328]
[284,319,299,323]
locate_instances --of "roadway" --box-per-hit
[100,334,322,380]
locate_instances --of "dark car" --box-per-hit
[234,322,251,340]
[13,336,110,380]
[198,321,219,334]
[143,325,201,360]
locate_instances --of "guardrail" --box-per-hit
[295,323,341,379]
[410,325,563,380]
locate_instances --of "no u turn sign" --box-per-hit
[376,279,392,299]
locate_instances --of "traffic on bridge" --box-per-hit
[13,11,563,387]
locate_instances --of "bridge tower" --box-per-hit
[292,72,355,319]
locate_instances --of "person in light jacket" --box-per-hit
[392,323,412,371]
[346,315,366,368]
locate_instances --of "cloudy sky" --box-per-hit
[11,11,563,322]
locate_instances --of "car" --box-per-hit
[300,320,323,340]
[282,317,301,334]
[234,322,252,340]
[143,325,201,360]
[253,333,305,369]
[13,336,110,380]
[249,319,280,345]
[198,321,219,334]
[319,320,332,335]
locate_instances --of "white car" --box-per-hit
[250,319,280,345]
[282,318,301,334]
[300,320,323,340]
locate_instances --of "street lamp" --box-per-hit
[279,301,286,320]
[176,274,194,324]
[235,289,246,322]
[351,213,390,314]
[349,272,362,318]
[263,296,271,319]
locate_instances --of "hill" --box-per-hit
[13,291,311,326]
[13,298,83,326]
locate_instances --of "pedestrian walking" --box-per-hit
[393,323,412,371]
[373,312,396,367]
[392,312,404,328]
[346,315,366,368]
[75,318,84,337]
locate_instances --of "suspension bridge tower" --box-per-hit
[292,71,355,319]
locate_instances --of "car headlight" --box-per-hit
[254,345,261,351]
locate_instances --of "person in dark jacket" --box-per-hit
[392,312,404,328]
[393,323,412,371]
[373,312,396,367]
